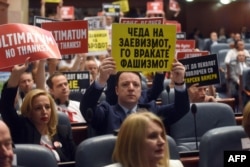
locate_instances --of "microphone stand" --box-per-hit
[191,103,199,150]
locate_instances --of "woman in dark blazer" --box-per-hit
[0,60,75,162]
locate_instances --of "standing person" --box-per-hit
[0,59,76,162]
[105,111,183,167]
[80,57,190,136]
[46,72,86,123]
[0,120,14,167]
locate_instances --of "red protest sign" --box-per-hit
[177,51,209,60]
[147,1,163,13]
[61,6,75,20]
[120,17,164,24]
[0,23,60,70]
[42,20,88,54]
[176,40,196,52]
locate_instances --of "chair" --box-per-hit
[14,144,58,167]
[169,103,236,152]
[210,43,230,55]
[160,88,175,105]
[75,134,117,167]
[75,135,180,167]
[199,126,248,167]
[239,66,250,109]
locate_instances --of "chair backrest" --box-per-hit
[199,126,248,167]
[14,144,58,167]
[57,111,74,140]
[210,43,230,55]
[75,134,117,167]
[169,103,236,152]
[160,88,175,105]
[75,135,180,167]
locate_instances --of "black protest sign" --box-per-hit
[33,16,58,28]
[63,71,90,94]
[179,54,220,87]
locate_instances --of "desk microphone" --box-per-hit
[191,103,199,150]
[165,84,170,104]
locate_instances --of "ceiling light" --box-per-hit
[220,0,231,4]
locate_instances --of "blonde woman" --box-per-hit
[0,59,75,162]
[106,111,183,167]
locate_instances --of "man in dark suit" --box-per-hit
[80,57,190,136]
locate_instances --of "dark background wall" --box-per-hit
[28,0,250,38]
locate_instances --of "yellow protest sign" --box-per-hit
[113,0,129,13]
[112,23,176,72]
[88,30,109,54]
[45,0,60,3]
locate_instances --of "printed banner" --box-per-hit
[120,17,164,24]
[42,20,88,54]
[179,54,220,87]
[112,23,176,72]
[147,1,163,14]
[0,23,61,70]
[63,71,90,94]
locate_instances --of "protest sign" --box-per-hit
[120,17,164,24]
[179,54,220,87]
[45,0,60,3]
[88,30,109,55]
[63,71,90,94]
[177,51,209,60]
[0,23,61,70]
[42,20,88,54]
[33,16,57,28]
[112,23,176,72]
[103,3,120,16]
[61,6,75,20]
[176,40,195,52]
[112,0,129,13]
[84,16,106,30]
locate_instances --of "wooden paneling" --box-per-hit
[0,0,8,24]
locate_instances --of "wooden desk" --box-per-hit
[71,125,88,145]
[217,98,235,112]
[181,156,199,167]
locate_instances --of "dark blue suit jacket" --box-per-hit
[80,79,190,136]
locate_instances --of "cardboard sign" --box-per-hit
[103,3,120,16]
[33,16,58,28]
[165,20,181,33]
[0,23,61,70]
[120,17,164,24]
[63,71,90,94]
[45,0,60,3]
[176,32,186,40]
[176,40,195,52]
[42,20,88,54]
[112,0,129,13]
[112,23,176,72]
[61,6,75,20]
[84,16,106,30]
[147,1,164,14]
[88,30,109,55]
[179,54,220,87]
[177,51,209,60]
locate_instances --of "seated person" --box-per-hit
[242,101,250,137]
[46,72,86,123]
[0,120,14,167]
[188,83,216,103]
[80,57,190,136]
[0,59,76,162]
[105,111,183,167]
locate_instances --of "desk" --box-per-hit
[181,156,199,167]
[217,98,235,112]
[71,125,88,145]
